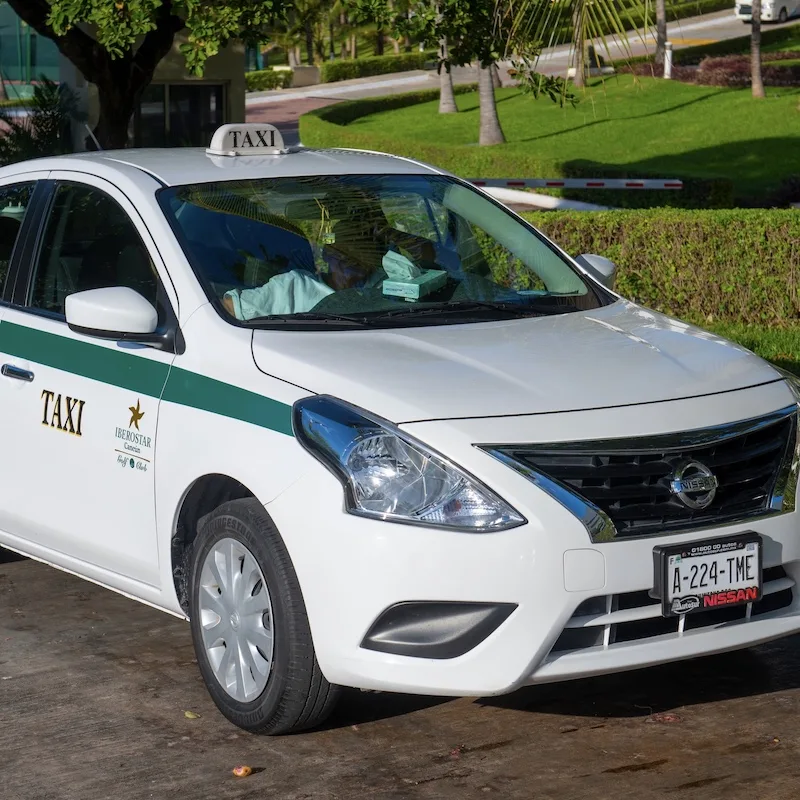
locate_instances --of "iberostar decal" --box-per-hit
[41,390,85,436]
[115,399,152,471]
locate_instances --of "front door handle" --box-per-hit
[1,364,34,382]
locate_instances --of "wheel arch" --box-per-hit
[171,473,256,613]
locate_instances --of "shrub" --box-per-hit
[696,55,800,87]
[245,69,293,92]
[624,52,800,86]
[319,52,433,83]
[300,89,734,209]
[0,78,84,165]
[523,209,800,327]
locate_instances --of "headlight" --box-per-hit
[293,396,525,531]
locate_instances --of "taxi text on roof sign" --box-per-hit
[206,123,285,157]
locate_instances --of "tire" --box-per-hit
[778,7,788,22]
[189,498,340,734]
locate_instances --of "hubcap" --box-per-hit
[198,537,274,702]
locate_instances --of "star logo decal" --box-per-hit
[128,399,145,430]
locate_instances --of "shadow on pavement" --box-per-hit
[320,637,800,729]
[0,546,26,563]
[321,688,453,731]
[480,641,800,718]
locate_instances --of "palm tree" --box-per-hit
[478,63,505,144]
[751,0,766,98]
[572,3,586,87]
[655,0,667,66]
[502,0,640,77]
[439,36,458,114]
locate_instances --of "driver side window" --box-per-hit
[28,183,160,316]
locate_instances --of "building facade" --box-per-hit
[0,2,244,149]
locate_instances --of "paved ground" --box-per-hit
[4,553,800,799]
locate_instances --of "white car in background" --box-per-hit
[736,0,799,22]
[0,124,799,735]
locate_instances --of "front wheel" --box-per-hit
[778,7,788,22]
[189,498,340,734]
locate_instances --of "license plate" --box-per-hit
[653,533,762,617]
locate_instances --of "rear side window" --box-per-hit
[0,182,34,295]
[27,183,160,317]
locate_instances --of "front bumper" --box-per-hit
[265,381,800,695]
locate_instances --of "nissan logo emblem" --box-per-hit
[669,460,719,509]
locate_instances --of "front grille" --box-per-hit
[739,4,753,12]
[551,566,794,655]
[490,409,796,539]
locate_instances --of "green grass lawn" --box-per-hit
[348,76,800,199]
[761,28,800,53]
[706,325,800,376]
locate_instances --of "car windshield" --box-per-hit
[159,174,608,328]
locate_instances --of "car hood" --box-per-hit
[251,300,781,423]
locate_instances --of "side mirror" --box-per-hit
[575,253,617,291]
[66,287,158,338]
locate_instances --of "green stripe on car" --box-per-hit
[0,321,295,436]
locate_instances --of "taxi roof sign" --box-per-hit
[207,123,285,157]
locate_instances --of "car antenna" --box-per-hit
[84,124,103,151]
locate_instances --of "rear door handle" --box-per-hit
[1,364,34,382]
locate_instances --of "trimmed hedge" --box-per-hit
[626,51,800,86]
[300,90,734,209]
[695,54,800,86]
[523,209,800,327]
[319,52,434,83]
[245,69,293,92]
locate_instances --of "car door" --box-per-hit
[0,175,179,588]
[0,174,51,530]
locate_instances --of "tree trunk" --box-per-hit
[392,37,401,55]
[438,37,457,114]
[491,63,502,89]
[305,19,314,65]
[478,63,505,145]
[655,0,667,66]
[751,0,766,98]
[572,6,585,88]
[329,21,335,60]
[375,29,384,56]
[349,34,357,59]
[93,79,142,149]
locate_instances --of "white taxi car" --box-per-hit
[0,124,798,735]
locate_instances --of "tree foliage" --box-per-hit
[6,0,286,147]
[35,0,280,73]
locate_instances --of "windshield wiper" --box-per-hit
[367,300,576,321]
[247,311,373,326]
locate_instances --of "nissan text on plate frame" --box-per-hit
[0,123,798,734]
